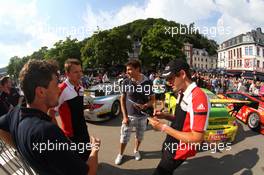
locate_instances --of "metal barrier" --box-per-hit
[0,139,36,175]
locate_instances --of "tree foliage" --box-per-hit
[7,18,218,77]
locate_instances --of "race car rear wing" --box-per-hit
[209,99,252,117]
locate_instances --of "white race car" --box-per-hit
[84,83,121,122]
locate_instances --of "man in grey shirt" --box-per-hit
[115,59,155,165]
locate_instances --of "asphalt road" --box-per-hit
[88,115,264,175]
[1,114,263,175]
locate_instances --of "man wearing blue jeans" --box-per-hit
[115,59,155,165]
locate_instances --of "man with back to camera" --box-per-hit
[115,59,155,165]
[54,58,91,161]
[153,73,166,111]
[0,60,100,175]
[148,59,209,175]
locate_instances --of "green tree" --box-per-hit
[45,37,82,70]
[140,24,185,69]
[29,46,48,60]
[81,29,131,70]
[7,56,30,79]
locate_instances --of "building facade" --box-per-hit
[218,27,264,79]
[183,43,217,70]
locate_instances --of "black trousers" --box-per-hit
[153,151,185,175]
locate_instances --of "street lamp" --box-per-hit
[127,35,134,59]
[159,56,163,69]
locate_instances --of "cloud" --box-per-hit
[83,0,217,31]
[214,0,264,41]
[0,0,60,67]
[1,0,264,68]
[83,0,264,43]
[83,3,145,32]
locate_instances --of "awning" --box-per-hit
[226,72,241,76]
[242,72,254,79]
[256,75,264,81]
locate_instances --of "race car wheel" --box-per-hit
[247,113,260,131]
[111,101,121,116]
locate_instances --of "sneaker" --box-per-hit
[134,151,141,161]
[115,154,123,165]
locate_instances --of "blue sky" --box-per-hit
[0,0,264,68]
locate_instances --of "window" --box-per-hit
[249,46,253,55]
[201,58,203,62]
[257,47,260,56]
[206,59,207,62]
[257,60,260,68]
[263,62,264,68]
[263,49,264,57]
[234,49,236,57]
[245,46,249,55]
[234,60,236,67]
[237,48,239,58]
[226,93,250,101]
[240,48,242,58]
[198,58,200,61]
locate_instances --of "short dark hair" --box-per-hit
[64,58,81,73]
[0,76,10,86]
[19,60,58,104]
[175,69,192,80]
[126,59,141,72]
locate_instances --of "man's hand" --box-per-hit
[90,136,101,153]
[87,136,100,175]
[148,117,166,131]
[134,103,148,110]
[122,116,129,125]
[153,110,167,119]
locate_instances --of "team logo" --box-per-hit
[197,104,205,110]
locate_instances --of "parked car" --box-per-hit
[84,83,121,122]
[202,89,239,142]
[165,89,239,142]
[221,91,264,134]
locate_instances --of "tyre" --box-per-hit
[111,101,121,116]
[247,113,260,132]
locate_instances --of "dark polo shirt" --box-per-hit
[0,107,88,175]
